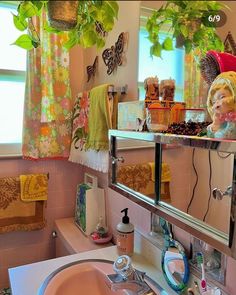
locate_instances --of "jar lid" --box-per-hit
[181,108,205,111]
[148,106,170,110]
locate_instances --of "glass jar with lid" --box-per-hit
[146,104,171,131]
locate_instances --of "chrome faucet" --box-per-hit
[107,255,156,295]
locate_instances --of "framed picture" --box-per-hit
[224,31,236,56]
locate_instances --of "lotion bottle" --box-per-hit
[116,208,134,256]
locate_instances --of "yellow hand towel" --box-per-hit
[162,163,171,183]
[148,162,171,182]
[20,174,48,202]
[85,84,112,151]
[148,162,155,182]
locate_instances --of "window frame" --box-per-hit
[0,1,26,157]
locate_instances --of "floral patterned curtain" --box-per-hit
[184,53,209,108]
[22,12,72,159]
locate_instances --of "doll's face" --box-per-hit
[212,87,235,115]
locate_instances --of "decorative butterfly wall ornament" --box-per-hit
[102,32,127,75]
[95,21,107,38]
[224,31,236,56]
[86,56,98,82]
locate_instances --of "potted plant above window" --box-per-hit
[146,0,228,59]
[12,0,119,50]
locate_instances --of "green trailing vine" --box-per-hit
[146,0,228,59]
[12,0,119,50]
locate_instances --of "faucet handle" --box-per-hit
[113,255,134,279]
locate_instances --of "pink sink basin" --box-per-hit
[39,260,126,295]
[38,259,167,295]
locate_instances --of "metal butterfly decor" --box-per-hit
[86,56,98,82]
[102,32,127,75]
[95,21,108,38]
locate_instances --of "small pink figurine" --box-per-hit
[207,71,236,139]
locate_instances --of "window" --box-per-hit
[0,1,26,156]
[138,7,184,101]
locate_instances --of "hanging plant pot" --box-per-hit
[48,0,79,31]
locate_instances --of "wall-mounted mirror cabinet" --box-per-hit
[109,130,236,258]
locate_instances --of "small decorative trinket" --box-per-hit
[90,216,112,244]
[86,56,98,82]
[136,118,148,132]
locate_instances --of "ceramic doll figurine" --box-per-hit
[144,76,159,107]
[207,71,236,139]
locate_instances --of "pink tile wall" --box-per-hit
[0,158,83,289]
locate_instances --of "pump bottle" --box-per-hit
[116,208,134,256]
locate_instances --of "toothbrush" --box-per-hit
[196,252,207,293]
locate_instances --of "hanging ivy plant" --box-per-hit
[146,0,228,60]
[12,0,119,50]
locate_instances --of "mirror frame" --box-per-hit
[109,129,236,258]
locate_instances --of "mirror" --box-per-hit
[161,147,234,236]
[115,136,233,238]
[116,137,156,202]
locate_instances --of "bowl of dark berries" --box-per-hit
[161,120,211,136]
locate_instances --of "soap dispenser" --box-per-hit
[116,208,134,256]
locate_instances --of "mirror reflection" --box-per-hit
[116,138,156,200]
[115,138,233,236]
[161,146,233,235]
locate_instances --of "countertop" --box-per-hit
[54,217,113,254]
[9,234,177,295]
